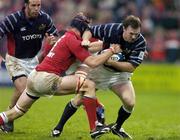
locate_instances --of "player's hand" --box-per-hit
[45,33,57,46]
[144,50,148,59]
[104,57,113,66]
[81,40,90,47]
[109,44,122,54]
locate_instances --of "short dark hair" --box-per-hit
[70,12,90,35]
[122,15,141,29]
[24,0,29,4]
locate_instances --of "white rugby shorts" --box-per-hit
[5,54,39,79]
[88,65,133,89]
[26,70,62,97]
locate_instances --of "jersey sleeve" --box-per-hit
[0,14,16,39]
[90,25,105,40]
[90,23,122,43]
[45,14,58,36]
[128,39,147,67]
[67,36,90,62]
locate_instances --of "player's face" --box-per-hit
[26,0,41,18]
[123,26,140,43]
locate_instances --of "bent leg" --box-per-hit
[55,75,98,131]
[0,91,38,125]
[9,76,27,108]
[111,81,135,111]
[111,82,135,130]
[51,94,82,137]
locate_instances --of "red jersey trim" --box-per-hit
[7,33,15,56]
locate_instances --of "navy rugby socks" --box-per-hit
[54,101,77,131]
[115,106,131,130]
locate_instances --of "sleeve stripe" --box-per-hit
[129,56,139,59]
[116,23,122,30]
[135,40,145,48]
[6,17,14,30]
[46,23,54,32]
[0,27,5,33]
[98,25,101,37]
[17,11,21,17]
[104,24,107,37]
[11,14,17,23]
[93,26,97,36]
[50,29,58,35]
[2,21,10,32]
[108,23,114,37]
[39,11,42,15]
[130,60,140,65]
[47,19,52,28]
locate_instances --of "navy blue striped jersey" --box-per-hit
[90,23,147,67]
[0,9,58,58]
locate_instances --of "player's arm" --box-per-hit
[81,30,92,46]
[83,44,121,68]
[45,14,58,36]
[88,40,103,53]
[105,60,136,73]
[37,34,58,63]
[105,45,146,72]
[0,15,15,40]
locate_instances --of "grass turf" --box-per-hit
[0,87,180,140]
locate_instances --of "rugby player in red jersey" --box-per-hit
[0,13,121,139]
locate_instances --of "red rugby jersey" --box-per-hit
[36,31,90,75]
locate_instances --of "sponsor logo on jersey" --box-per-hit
[22,34,42,41]
[39,24,46,30]
[20,27,26,31]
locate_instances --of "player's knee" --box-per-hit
[86,79,96,91]
[124,100,135,111]
[71,97,83,107]
[123,97,135,110]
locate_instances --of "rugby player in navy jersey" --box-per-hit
[0,0,58,132]
[0,13,122,139]
[52,15,147,139]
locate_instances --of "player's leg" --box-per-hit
[95,99,105,124]
[2,54,30,132]
[0,76,27,132]
[110,81,135,139]
[51,94,82,137]
[55,75,110,138]
[10,76,27,108]
[0,91,39,126]
[55,75,98,131]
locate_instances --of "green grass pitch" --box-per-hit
[0,88,180,140]
[0,64,180,140]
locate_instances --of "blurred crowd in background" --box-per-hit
[0,0,180,63]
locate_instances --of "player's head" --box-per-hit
[70,12,90,36]
[122,15,141,43]
[24,0,41,18]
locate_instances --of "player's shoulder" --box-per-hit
[39,10,52,20]
[5,10,22,20]
[66,31,80,40]
[135,33,146,43]
[2,10,23,25]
